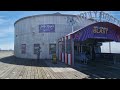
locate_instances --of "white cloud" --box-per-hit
[0,16,10,25]
[0,26,14,38]
[0,15,14,38]
[0,43,14,50]
[111,42,120,53]
[0,33,7,38]
[0,25,14,50]
[101,42,120,53]
[0,16,6,18]
[0,19,7,24]
[101,42,110,53]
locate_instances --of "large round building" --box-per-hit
[14,12,97,59]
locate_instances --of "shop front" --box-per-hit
[58,22,120,66]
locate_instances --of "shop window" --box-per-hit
[49,44,56,54]
[21,44,26,54]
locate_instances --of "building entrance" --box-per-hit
[74,41,92,64]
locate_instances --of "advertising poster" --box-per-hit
[39,24,55,32]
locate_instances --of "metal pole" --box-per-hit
[99,11,102,22]
[109,42,111,53]
[72,25,74,32]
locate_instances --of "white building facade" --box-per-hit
[14,13,96,59]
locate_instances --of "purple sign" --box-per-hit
[73,22,120,42]
[39,24,55,32]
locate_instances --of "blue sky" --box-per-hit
[0,11,120,53]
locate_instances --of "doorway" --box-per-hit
[74,41,92,65]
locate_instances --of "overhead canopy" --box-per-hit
[72,22,120,42]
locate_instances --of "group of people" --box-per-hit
[79,46,96,64]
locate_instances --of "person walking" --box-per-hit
[37,46,40,63]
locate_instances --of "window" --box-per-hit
[21,44,26,54]
[34,44,40,54]
[49,44,56,54]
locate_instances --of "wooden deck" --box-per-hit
[0,51,88,79]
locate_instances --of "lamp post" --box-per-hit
[67,16,76,33]
[72,25,74,32]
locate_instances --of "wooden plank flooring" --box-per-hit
[0,51,88,79]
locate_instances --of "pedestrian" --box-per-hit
[37,47,40,63]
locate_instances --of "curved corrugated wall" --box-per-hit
[14,14,96,59]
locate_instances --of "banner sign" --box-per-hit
[77,11,120,27]
[73,22,120,42]
[39,24,55,32]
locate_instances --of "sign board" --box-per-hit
[73,22,120,42]
[39,24,55,32]
[67,16,76,25]
[78,11,120,27]
[93,26,108,34]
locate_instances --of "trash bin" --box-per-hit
[52,54,57,64]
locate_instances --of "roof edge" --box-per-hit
[14,13,77,26]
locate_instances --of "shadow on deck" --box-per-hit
[2,55,120,78]
[0,55,70,68]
